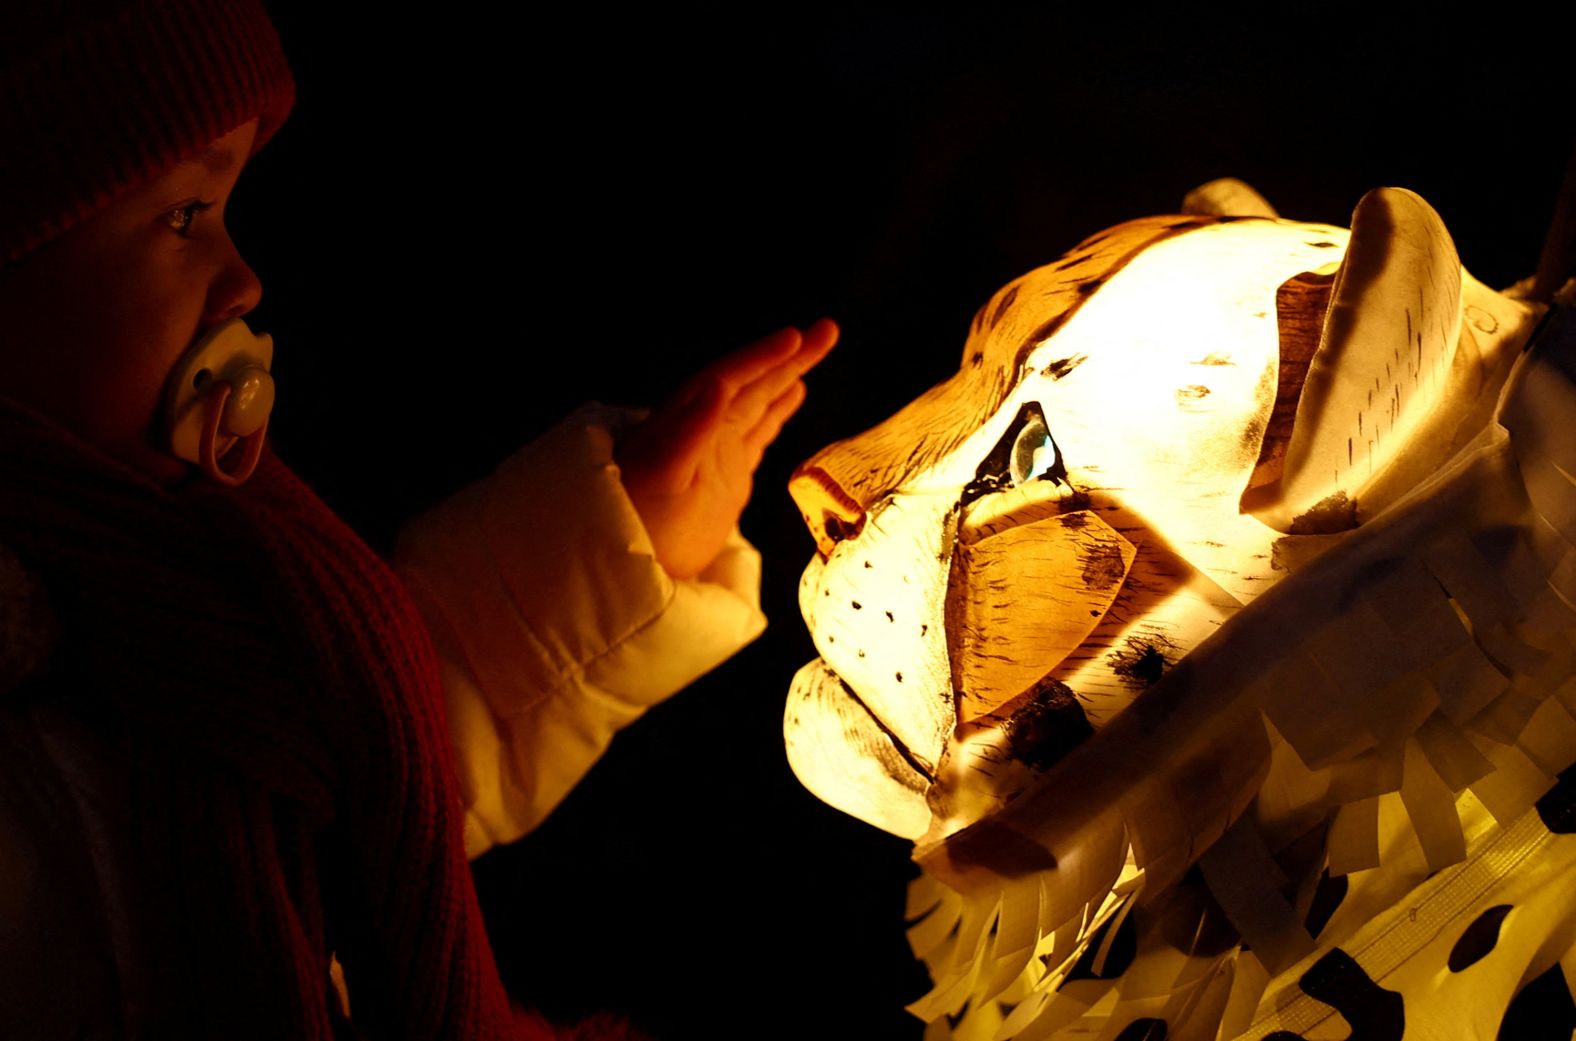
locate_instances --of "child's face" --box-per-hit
[0,119,262,485]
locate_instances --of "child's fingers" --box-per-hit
[627,375,728,489]
[743,379,809,469]
[728,318,839,427]
[708,326,805,396]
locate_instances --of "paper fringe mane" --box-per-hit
[901,316,1576,1041]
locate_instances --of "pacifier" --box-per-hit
[163,317,275,486]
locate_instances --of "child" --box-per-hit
[0,1,834,1037]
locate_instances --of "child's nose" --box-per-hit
[207,233,263,324]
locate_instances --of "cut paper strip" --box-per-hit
[1477,623,1550,676]
[1258,651,1375,769]
[1549,545,1576,606]
[1216,952,1273,1041]
[995,989,1052,1041]
[1519,458,1576,547]
[1197,818,1313,976]
[1300,603,1416,702]
[1325,747,1405,805]
[1327,796,1382,875]
[1360,674,1442,750]
[907,954,985,1023]
[1516,697,1576,777]
[1479,526,1557,612]
[1515,585,1576,646]
[1366,556,1472,671]
[949,895,1003,977]
[1414,713,1496,791]
[907,872,949,921]
[1554,676,1576,720]
[1467,736,1557,826]
[1044,909,1087,967]
[1500,332,1576,477]
[1430,642,1511,724]
[1471,688,1545,745]
[980,878,1044,1003]
[1398,739,1467,871]
[1011,982,1103,1041]
[1422,533,1523,632]
[909,890,965,960]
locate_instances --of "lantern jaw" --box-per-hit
[785,190,1541,849]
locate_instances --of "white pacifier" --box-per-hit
[163,317,275,486]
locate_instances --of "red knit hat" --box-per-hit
[0,0,295,264]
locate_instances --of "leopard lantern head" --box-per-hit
[783,187,1530,848]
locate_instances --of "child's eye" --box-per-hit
[162,200,215,238]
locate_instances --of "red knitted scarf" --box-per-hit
[0,396,516,1039]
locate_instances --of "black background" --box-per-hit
[238,8,1571,1039]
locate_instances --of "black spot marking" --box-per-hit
[1005,677,1094,771]
[895,672,903,683]
[1054,253,1093,271]
[1304,871,1349,940]
[1109,636,1173,689]
[885,611,894,623]
[920,624,928,636]
[1112,1019,1167,1041]
[1295,949,1403,1041]
[1080,539,1127,590]
[1042,354,1087,380]
[1175,384,1211,403]
[1062,904,1137,983]
[863,560,873,569]
[970,350,984,368]
[1536,762,1576,833]
[1449,904,1512,972]
[1193,353,1234,366]
[827,635,834,644]
[1499,963,1576,1039]
[1307,240,1339,248]
[857,649,865,658]
[1077,278,1105,296]
[851,601,862,610]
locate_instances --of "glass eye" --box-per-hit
[1009,413,1059,486]
[962,401,1067,504]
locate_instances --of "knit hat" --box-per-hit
[0,0,295,264]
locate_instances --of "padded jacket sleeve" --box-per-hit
[392,403,768,859]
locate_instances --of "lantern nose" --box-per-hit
[790,464,867,557]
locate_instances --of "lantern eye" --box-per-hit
[962,401,1067,504]
[1008,412,1062,487]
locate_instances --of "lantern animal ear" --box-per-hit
[1181,177,1279,219]
[1242,187,1463,532]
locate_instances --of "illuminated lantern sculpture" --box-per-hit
[785,181,1576,1039]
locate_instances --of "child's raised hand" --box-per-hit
[616,318,839,580]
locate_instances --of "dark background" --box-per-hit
[241,9,1571,1039]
